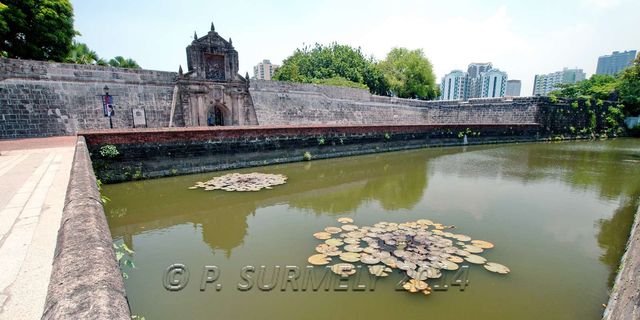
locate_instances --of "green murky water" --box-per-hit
[104,139,640,320]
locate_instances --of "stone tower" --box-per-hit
[178,24,258,127]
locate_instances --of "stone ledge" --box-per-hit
[41,137,130,320]
[603,205,640,320]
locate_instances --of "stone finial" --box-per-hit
[193,31,198,40]
[245,72,250,81]
[178,65,183,77]
[211,22,215,32]
[229,38,233,46]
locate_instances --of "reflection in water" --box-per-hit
[106,148,448,253]
[103,139,640,320]
[597,191,639,287]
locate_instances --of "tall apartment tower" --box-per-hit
[481,69,508,98]
[440,70,468,101]
[467,63,493,99]
[506,80,521,96]
[533,68,586,96]
[253,59,279,80]
[596,50,637,75]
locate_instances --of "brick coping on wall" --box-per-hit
[79,123,540,134]
[80,124,541,145]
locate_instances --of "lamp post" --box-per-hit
[103,85,114,129]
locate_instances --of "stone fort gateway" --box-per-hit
[0,24,608,139]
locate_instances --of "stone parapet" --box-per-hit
[41,137,130,319]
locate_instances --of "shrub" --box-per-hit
[99,144,119,158]
[303,151,312,161]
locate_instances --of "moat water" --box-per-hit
[104,139,640,320]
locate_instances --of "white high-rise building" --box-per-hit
[467,63,493,99]
[440,70,468,101]
[253,59,279,80]
[481,69,508,98]
[533,68,586,96]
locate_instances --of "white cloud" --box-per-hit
[342,5,537,93]
[583,0,621,9]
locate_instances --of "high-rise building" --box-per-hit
[467,63,492,99]
[506,80,521,96]
[440,70,468,101]
[596,50,637,75]
[481,69,508,98]
[440,63,511,100]
[533,68,586,96]
[253,59,279,80]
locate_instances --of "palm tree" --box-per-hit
[65,41,99,64]
[108,56,141,69]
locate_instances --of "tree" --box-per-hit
[64,41,98,64]
[108,56,141,69]
[551,74,617,101]
[378,48,438,100]
[274,43,388,95]
[550,53,640,116]
[618,54,640,115]
[0,0,76,61]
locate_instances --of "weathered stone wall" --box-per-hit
[1,58,620,140]
[82,124,540,183]
[249,80,539,125]
[0,58,179,139]
[42,137,130,320]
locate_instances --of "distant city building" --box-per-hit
[506,80,521,96]
[467,63,493,99]
[481,69,508,98]
[440,62,510,100]
[596,50,637,76]
[533,68,586,96]
[440,70,468,101]
[253,59,279,80]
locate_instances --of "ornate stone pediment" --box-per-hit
[185,23,240,82]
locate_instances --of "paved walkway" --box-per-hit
[0,137,76,320]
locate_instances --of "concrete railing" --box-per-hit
[41,137,130,320]
[603,205,640,320]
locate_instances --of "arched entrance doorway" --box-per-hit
[207,104,227,126]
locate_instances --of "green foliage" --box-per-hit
[384,132,391,141]
[317,137,325,145]
[113,243,135,279]
[303,151,312,161]
[108,56,141,69]
[96,179,110,204]
[571,101,579,109]
[64,41,139,68]
[551,74,617,101]
[549,95,558,104]
[551,55,640,116]
[132,169,142,180]
[64,41,98,64]
[99,144,119,158]
[310,76,368,90]
[378,48,438,100]
[0,0,76,61]
[274,43,388,95]
[618,54,640,115]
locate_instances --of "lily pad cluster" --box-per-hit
[190,173,287,192]
[308,217,510,296]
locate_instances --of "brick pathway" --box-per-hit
[0,137,75,320]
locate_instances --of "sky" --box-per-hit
[71,0,639,96]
